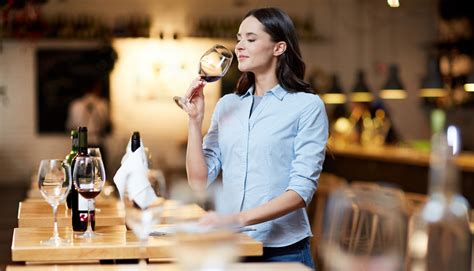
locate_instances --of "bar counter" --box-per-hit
[324,143,474,205]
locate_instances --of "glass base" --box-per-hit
[75,230,101,239]
[173,96,188,110]
[41,236,71,246]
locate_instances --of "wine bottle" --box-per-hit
[65,129,78,209]
[407,126,472,270]
[131,131,140,152]
[71,127,95,231]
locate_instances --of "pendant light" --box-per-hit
[464,69,474,92]
[420,58,446,97]
[323,74,346,104]
[351,70,373,103]
[380,64,407,99]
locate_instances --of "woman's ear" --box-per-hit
[273,41,287,56]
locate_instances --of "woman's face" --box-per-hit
[235,16,277,74]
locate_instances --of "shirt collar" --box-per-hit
[240,84,288,101]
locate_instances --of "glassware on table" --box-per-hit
[72,156,106,238]
[123,174,166,268]
[320,186,407,271]
[173,44,233,110]
[37,159,72,246]
[168,182,239,271]
[87,147,102,158]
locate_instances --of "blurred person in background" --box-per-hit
[182,7,328,269]
[66,79,110,165]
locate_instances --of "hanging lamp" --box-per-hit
[322,74,346,104]
[464,69,474,92]
[380,64,407,99]
[420,58,446,97]
[351,70,373,102]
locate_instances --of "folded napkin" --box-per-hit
[114,145,157,209]
[120,138,149,168]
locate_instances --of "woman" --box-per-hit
[182,7,328,268]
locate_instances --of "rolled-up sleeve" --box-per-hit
[202,100,223,185]
[287,97,328,206]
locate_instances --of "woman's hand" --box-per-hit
[183,78,206,122]
[198,211,244,228]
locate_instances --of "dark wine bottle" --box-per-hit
[131,131,140,152]
[71,127,95,231]
[66,129,78,209]
[130,131,142,210]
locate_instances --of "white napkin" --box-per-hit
[120,138,148,168]
[114,145,157,209]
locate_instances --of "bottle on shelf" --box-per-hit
[407,125,472,271]
[71,126,95,232]
[65,129,78,209]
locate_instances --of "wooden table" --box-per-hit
[11,225,262,263]
[6,262,311,271]
[17,199,205,228]
[17,201,125,228]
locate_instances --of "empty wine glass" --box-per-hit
[37,159,72,246]
[173,44,233,110]
[168,182,239,271]
[87,147,102,158]
[123,175,165,268]
[73,156,106,239]
[320,186,407,271]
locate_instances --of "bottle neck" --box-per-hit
[71,136,79,152]
[78,130,88,155]
[428,134,459,199]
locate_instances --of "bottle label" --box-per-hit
[78,194,94,211]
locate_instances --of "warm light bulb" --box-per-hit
[464,83,474,92]
[387,0,400,7]
[322,93,347,104]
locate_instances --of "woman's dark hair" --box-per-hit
[235,7,314,95]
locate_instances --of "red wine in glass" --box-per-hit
[78,189,101,199]
[173,44,233,109]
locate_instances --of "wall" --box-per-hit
[0,0,438,184]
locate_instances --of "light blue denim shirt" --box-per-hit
[203,84,328,247]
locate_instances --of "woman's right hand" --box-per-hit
[183,78,206,122]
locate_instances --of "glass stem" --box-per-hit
[52,204,59,240]
[139,238,147,268]
[86,199,93,234]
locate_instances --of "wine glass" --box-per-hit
[72,156,106,239]
[168,182,239,271]
[87,147,102,158]
[123,175,165,268]
[173,44,233,110]
[320,186,407,271]
[37,159,72,246]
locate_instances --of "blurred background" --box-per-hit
[0,0,473,192]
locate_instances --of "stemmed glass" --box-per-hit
[173,44,233,110]
[168,182,239,271]
[73,156,106,239]
[87,147,102,158]
[37,159,72,246]
[123,175,166,268]
[320,186,407,271]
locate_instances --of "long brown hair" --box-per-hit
[235,7,313,95]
